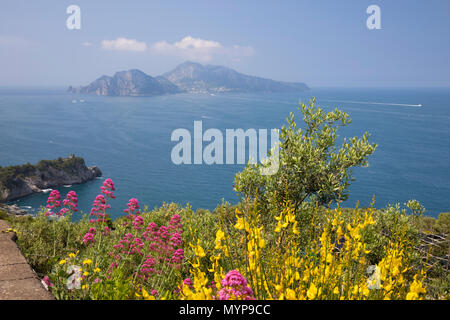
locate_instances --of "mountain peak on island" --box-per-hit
[69,62,308,96]
[68,68,180,96]
[162,61,309,94]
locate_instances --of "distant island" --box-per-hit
[68,61,309,96]
[0,155,101,203]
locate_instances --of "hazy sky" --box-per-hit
[0,0,449,87]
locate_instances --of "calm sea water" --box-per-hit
[0,87,449,219]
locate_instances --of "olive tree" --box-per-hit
[234,97,377,213]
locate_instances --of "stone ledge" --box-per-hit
[0,278,54,300]
[0,219,53,300]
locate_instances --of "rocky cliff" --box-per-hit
[0,155,102,202]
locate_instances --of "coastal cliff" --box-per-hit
[0,155,101,202]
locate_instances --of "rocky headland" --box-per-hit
[0,155,101,203]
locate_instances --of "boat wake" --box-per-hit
[320,99,422,108]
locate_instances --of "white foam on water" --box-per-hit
[320,99,422,108]
[64,185,72,188]
[41,189,52,193]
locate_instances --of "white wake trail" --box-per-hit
[320,99,422,108]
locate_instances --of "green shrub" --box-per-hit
[435,212,450,234]
[234,98,377,217]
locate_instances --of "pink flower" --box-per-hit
[170,232,182,247]
[90,179,115,223]
[133,215,144,230]
[171,248,184,264]
[42,275,54,289]
[57,208,69,217]
[123,198,141,226]
[218,270,255,300]
[124,198,140,213]
[63,191,78,212]
[45,190,61,216]
[103,226,111,235]
[45,190,78,218]
[183,278,194,289]
[83,230,96,245]
[169,214,182,230]
[100,178,115,199]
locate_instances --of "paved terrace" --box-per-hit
[0,220,53,300]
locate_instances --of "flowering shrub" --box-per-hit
[179,201,429,300]
[38,179,187,300]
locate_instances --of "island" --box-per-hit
[68,61,309,96]
[0,155,102,203]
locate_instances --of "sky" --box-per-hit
[0,0,449,87]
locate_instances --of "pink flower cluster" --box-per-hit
[218,270,255,300]
[63,191,78,212]
[83,227,97,245]
[110,211,184,282]
[46,190,61,211]
[82,179,115,245]
[90,179,115,223]
[112,233,145,255]
[122,198,141,228]
[100,178,115,198]
[45,190,78,217]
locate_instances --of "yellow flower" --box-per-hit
[307,283,317,300]
[68,253,76,258]
[285,288,296,300]
[362,286,370,297]
[234,216,246,230]
[292,221,300,235]
[93,267,101,273]
[82,259,93,265]
[194,241,206,258]
[59,259,66,265]
[215,229,225,249]
[83,271,89,276]
[406,292,418,300]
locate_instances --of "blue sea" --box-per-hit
[0,87,449,219]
